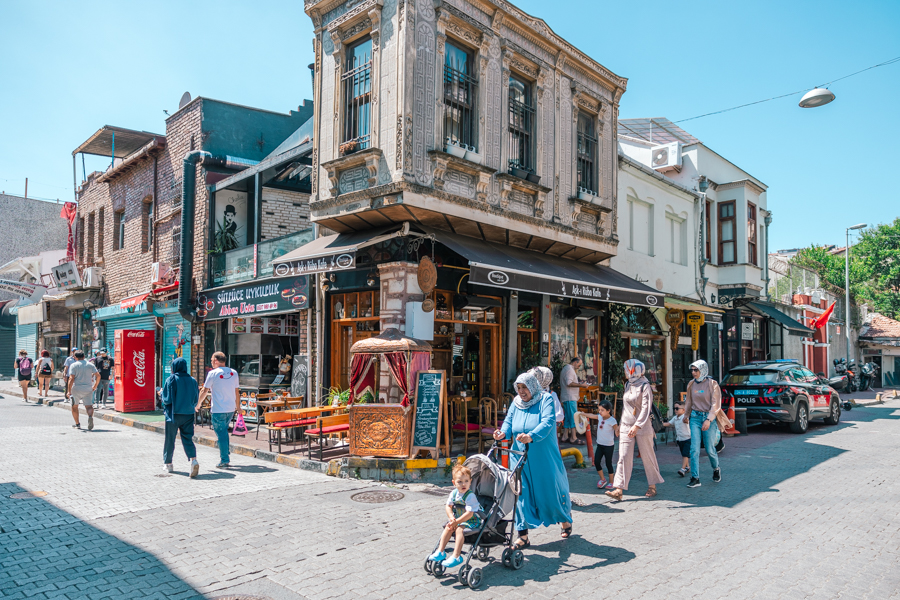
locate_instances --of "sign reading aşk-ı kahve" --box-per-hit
[198,276,309,319]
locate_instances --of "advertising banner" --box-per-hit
[199,276,309,320]
[0,279,47,303]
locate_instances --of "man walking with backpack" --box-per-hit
[67,350,100,430]
[14,350,33,402]
[91,349,114,409]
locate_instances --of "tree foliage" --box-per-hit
[794,218,900,320]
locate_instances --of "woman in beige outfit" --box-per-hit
[605,359,664,500]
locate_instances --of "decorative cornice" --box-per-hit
[715,178,767,195]
[437,6,487,48]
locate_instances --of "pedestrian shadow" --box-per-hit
[0,482,206,599]
[193,471,237,480]
[437,537,635,590]
[225,464,278,473]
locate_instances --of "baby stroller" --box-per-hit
[424,442,529,589]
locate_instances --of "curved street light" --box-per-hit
[799,88,836,108]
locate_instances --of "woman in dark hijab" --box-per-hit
[161,357,200,477]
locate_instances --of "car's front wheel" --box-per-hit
[823,398,841,425]
[790,402,809,434]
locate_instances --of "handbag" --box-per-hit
[715,409,732,433]
[630,382,665,434]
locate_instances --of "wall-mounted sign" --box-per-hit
[0,279,47,304]
[214,190,249,249]
[417,256,437,294]
[199,276,309,320]
[273,252,356,276]
[686,312,705,351]
[665,309,685,352]
[470,266,664,308]
[741,322,754,341]
[51,261,82,290]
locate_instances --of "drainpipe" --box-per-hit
[764,211,773,301]
[178,151,258,323]
[697,178,710,304]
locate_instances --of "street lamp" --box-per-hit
[799,88,836,108]
[845,223,867,367]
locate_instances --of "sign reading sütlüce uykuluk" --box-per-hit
[197,276,309,320]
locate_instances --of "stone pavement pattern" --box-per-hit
[2,393,900,599]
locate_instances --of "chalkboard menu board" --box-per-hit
[412,370,446,453]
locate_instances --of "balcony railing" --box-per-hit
[208,228,315,288]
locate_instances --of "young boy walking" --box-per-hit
[664,402,691,476]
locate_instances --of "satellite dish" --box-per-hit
[178,92,192,109]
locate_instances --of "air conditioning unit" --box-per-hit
[811,289,824,304]
[82,267,103,289]
[150,262,175,286]
[650,142,682,173]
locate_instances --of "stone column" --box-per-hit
[377,261,424,402]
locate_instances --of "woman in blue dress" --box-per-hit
[493,371,573,548]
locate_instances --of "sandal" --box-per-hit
[645,486,657,498]
[561,524,573,539]
[605,488,623,501]
[514,536,530,549]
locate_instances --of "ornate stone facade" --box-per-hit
[305,0,626,260]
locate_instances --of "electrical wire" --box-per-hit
[675,55,900,123]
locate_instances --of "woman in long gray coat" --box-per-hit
[605,359,664,500]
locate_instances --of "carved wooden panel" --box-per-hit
[349,404,412,457]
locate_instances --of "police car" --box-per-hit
[721,360,841,434]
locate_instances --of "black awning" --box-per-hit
[269,225,401,275]
[419,226,664,308]
[747,302,813,336]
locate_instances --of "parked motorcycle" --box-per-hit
[819,370,848,393]
[833,358,855,410]
[859,361,880,392]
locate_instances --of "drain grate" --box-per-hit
[351,490,405,504]
[10,491,48,499]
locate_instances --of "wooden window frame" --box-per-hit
[113,210,125,251]
[507,73,535,173]
[97,208,105,260]
[142,198,153,253]
[717,200,736,265]
[704,200,712,262]
[576,111,598,195]
[443,40,478,150]
[341,37,373,149]
[747,201,758,266]
[77,216,85,263]
[86,212,95,264]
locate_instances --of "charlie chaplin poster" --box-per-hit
[213,190,248,251]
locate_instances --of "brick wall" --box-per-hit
[259,188,311,240]
[0,194,70,299]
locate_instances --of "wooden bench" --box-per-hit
[305,413,350,461]
[262,410,317,453]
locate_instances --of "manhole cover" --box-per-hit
[421,488,449,497]
[351,491,405,503]
[10,491,48,499]
[155,474,172,478]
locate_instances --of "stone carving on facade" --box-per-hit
[322,148,383,198]
[339,166,370,193]
[412,18,436,186]
[395,115,403,170]
[416,0,434,20]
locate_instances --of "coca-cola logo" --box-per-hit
[133,350,147,388]
[127,331,146,337]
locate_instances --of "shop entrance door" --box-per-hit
[672,345,693,403]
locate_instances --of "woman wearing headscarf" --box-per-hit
[681,359,722,488]
[530,366,564,426]
[493,371,574,546]
[161,357,200,478]
[605,359,664,500]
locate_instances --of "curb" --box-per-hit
[2,387,330,476]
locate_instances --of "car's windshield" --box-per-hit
[722,370,784,384]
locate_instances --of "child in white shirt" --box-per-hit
[428,464,482,569]
[587,400,619,490]
[664,402,692,476]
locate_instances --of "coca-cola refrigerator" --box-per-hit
[114,329,156,412]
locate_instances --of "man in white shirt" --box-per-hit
[559,357,590,443]
[198,351,240,468]
[67,350,99,430]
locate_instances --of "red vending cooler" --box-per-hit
[114,329,156,412]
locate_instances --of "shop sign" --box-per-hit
[686,312,705,351]
[1,278,48,303]
[741,322,754,340]
[273,252,355,276]
[51,261,82,290]
[470,266,664,308]
[665,309,685,352]
[199,276,309,320]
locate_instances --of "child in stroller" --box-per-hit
[424,443,529,589]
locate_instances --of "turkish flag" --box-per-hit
[810,302,836,329]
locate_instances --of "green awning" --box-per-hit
[747,302,813,336]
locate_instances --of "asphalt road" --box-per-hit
[2,393,899,600]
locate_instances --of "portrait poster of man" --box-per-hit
[214,190,248,250]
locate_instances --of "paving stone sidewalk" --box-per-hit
[2,391,900,599]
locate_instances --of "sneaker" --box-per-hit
[88,416,94,431]
[687,478,701,488]
[442,555,464,569]
[164,464,174,473]
[190,459,199,478]
[215,462,230,469]
[713,468,721,483]
[428,550,447,562]
[72,423,81,429]
[604,483,616,490]
[678,467,687,478]
[597,478,607,489]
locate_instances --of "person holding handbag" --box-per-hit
[605,359,664,501]
[681,359,722,488]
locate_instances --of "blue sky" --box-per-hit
[1,0,897,251]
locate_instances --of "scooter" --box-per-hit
[833,359,855,411]
[859,361,880,392]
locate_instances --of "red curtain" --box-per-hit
[385,352,410,407]
[348,353,376,405]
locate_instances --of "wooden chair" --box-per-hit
[450,397,479,455]
[305,413,351,461]
[478,398,499,454]
[597,391,618,422]
[254,393,275,440]
[500,393,515,412]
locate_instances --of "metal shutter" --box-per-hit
[15,323,38,359]
[104,315,157,353]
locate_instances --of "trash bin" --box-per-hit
[734,407,748,435]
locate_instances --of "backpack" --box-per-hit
[18,357,32,376]
[40,359,52,375]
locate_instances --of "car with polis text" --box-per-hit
[721,360,841,434]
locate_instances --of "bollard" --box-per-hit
[725,396,739,436]
[584,425,594,462]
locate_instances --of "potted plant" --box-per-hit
[509,164,529,180]
[339,140,359,156]
[324,386,351,407]
[464,145,483,165]
[526,172,541,185]
[445,138,467,158]
[577,186,595,202]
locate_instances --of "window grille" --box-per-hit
[172,225,182,264]
[341,38,373,150]
[508,76,535,172]
[443,43,478,150]
[577,112,597,195]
